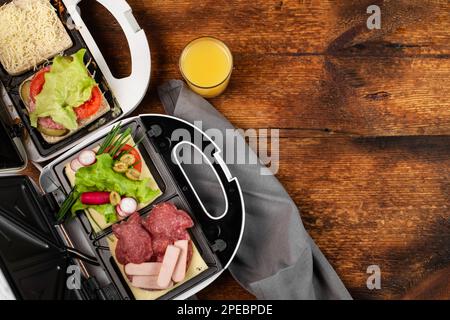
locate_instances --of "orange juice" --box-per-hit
[180,37,233,98]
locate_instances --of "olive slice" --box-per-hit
[125,168,140,181]
[109,191,121,206]
[120,154,136,166]
[113,161,128,173]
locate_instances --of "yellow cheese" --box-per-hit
[0,0,73,75]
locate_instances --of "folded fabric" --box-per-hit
[158,80,352,300]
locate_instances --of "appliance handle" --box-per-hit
[172,141,236,221]
[63,0,151,113]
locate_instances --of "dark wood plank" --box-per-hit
[402,265,450,300]
[144,55,450,136]
[80,0,450,136]
[276,135,450,299]
[130,0,450,55]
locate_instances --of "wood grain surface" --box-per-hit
[24,0,450,299]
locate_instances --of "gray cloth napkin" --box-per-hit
[158,80,352,300]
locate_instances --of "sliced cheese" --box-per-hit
[0,0,73,75]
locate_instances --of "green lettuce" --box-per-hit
[71,154,160,216]
[71,200,118,224]
[31,49,96,130]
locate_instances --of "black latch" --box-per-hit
[210,239,227,253]
[9,122,24,138]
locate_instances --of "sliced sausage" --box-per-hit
[172,240,188,282]
[157,245,180,289]
[125,262,162,276]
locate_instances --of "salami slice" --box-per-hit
[142,203,194,266]
[112,213,153,265]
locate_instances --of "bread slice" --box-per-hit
[0,0,73,75]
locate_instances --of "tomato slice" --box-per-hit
[29,66,101,121]
[74,86,102,120]
[30,66,51,103]
[110,144,142,172]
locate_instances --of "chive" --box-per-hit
[109,127,132,157]
[115,134,146,160]
[132,134,146,148]
[131,159,142,169]
[56,190,79,222]
[100,124,121,154]
[97,123,122,154]
[100,124,119,151]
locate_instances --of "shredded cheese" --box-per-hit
[0,0,73,75]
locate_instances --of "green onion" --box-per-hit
[115,134,146,160]
[56,189,79,222]
[131,158,142,169]
[109,127,132,157]
[97,123,122,154]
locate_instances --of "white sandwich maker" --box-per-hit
[0,0,151,163]
[0,115,245,300]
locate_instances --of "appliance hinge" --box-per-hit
[82,278,121,300]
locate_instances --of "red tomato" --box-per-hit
[74,86,102,120]
[29,66,51,102]
[29,66,101,121]
[116,144,142,172]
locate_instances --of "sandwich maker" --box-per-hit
[0,0,246,300]
[0,0,151,163]
[0,114,245,300]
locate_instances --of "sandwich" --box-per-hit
[0,0,72,75]
[20,49,111,144]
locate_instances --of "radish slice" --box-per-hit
[78,150,96,166]
[116,205,129,218]
[70,158,83,172]
[120,198,137,214]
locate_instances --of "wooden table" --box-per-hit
[25,0,450,299]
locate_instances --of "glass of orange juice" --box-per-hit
[179,37,233,98]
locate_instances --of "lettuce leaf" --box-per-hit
[71,200,117,224]
[31,49,96,130]
[74,153,160,205]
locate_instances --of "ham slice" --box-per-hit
[157,245,180,289]
[172,240,188,282]
[125,262,162,276]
